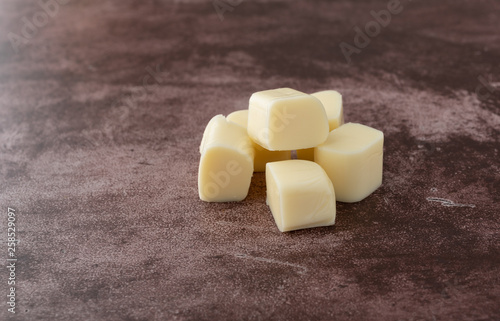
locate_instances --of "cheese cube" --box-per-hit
[198,115,254,202]
[315,123,383,203]
[248,88,329,151]
[227,110,291,172]
[266,160,336,232]
[311,90,344,131]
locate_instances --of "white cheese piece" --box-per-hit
[266,160,336,232]
[315,123,383,203]
[198,115,254,202]
[248,88,329,151]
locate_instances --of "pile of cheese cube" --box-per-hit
[198,88,384,232]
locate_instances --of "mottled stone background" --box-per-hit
[0,0,499,320]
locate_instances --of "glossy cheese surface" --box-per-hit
[248,88,329,151]
[266,160,336,232]
[198,115,254,202]
[315,123,383,203]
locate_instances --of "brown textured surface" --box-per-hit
[1,0,499,320]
